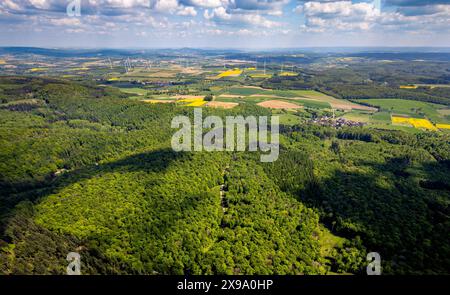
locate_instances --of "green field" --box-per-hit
[278,113,301,125]
[356,98,450,123]
[366,123,424,134]
[340,109,430,133]
[341,112,371,123]
[222,86,271,96]
[292,99,330,109]
[118,87,149,96]
[217,88,369,111]
[249,73,272,78]
[215,96,267,104]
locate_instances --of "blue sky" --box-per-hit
[0,0,449,48]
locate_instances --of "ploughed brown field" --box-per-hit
[257,100,303,109]
[206,101,239,109]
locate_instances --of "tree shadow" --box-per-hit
[0,148,189,240]
[299,157,450,274]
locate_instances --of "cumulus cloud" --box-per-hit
[297,1,380,32]
[0,0,449,46]
[231,0,289,11]
[49,17,82,26]
[296,0,450,33]
[204,6,282,28]
[180,0,225,8]
[385,0,450,7]
[177,6,197,16]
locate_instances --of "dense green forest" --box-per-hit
[0,77,449,274]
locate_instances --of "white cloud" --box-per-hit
[150,0,180,13]
[177,6,197,16]
[28,0,49,9]
[204,6,281,28]
[49,17,82,26]
[296,0,450,34]
[180,0,225,8]
[1,0,23,11]
[0,0,448,47]
[297,1,384,32]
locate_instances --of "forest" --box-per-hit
[0,76,449,275]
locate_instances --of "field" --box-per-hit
[257,100,303,109]
[185,100,207,107]
[279,71,298,77]
[142,99,175,104]
[173,95,205,100]
[392,116,438,131]
[285,91,376,111]
[291,99,331,109]
[221,86,270,96]
[215,87,375,112]
[249,73,272,78]
[125,68,179,78]
[357,99,450,124]
[278,113,301,125]
[177,97,206,107]
[118,87,149,96]
[400,85,418,89]
[339,98,450,132]
[407,84,450,89]
[105,67,191,83]
[341,112,372,123]
[437,109,450,116]
[29,68,48,72]
[216,68,243,78]
[206,101,239,109]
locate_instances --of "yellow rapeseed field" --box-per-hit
[409,118,438,130]
[436,123,450,130]
[216,68,243,78]
[30,68,48,72]
[391,116,438,131]
[250,74,272,78]
[186,100,207,107]
[279,72,298,77]
[178,98,206,107]
[178,98,201,102]
[399,85,418,89]
[391,116,411,124]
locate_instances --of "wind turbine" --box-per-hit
[124,59,131,73]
